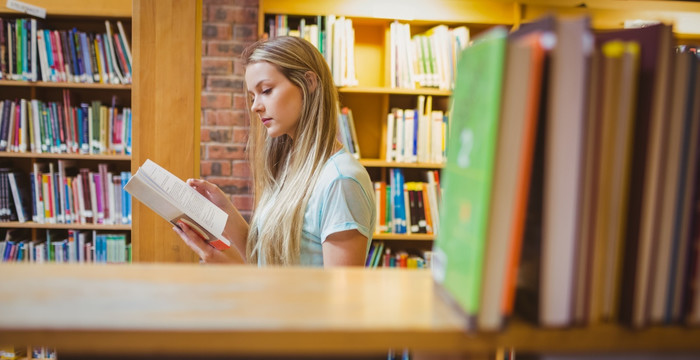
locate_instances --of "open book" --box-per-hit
[124,159,231,250]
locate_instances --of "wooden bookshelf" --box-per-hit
[2,263,699,356]
[338,86,451,96]
[0,152,131,161]
[0,222,130,230]
[360,159,444,169]
[373,233,434,241]
[0,79,131,90]
[0,0,134,254]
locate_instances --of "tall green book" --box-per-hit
[431,27,507,323]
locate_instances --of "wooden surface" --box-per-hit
[132,0,202,263]
[0,0,131,17]
[2,263,700,356]
[260,0,515,25]
[0,80,131,90]
[0,222,130,230]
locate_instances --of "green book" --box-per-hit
[431,27,507,322]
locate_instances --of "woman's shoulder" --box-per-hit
[323,149,369,182]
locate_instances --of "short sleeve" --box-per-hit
[319,177,375,242]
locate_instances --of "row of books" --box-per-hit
[385,95,449,164]
[266,14,357,87]
[0,94,132,155]
[365,241,432,269]
[432,16,700,332]
[0,229,130,263]
[337,105,360,159]
[0,346,56,360]
[390,22,469,90]
[0,17,132,84]
[3,161,132,225]
[374,169,442,235]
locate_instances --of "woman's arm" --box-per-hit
[322,229,368,267]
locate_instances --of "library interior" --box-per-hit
[2,0,700,359]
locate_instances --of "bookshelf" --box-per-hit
[0,1,133,251]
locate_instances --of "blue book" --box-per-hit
[79,32,93,82]
[365,242,376,267]
[70,29,84,82]
[125,109,132,155]
[412,109,418,159]
[16,242,24,262]
[3,241,14,261]
[29,172,37,222]
[65,29,80,82]
[396,168,406,234]
[80,103,89,153]
[43,30,55,81]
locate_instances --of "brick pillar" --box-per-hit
[201,0,259,221]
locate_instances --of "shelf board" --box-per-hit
[0,0,131,18]
[373,233,434,241]
[0,152,131,161]
[4,264,700,354]
[0,222,131,230]
[360,159,445,169]
[338,86,451,96]
[0,80,131,90]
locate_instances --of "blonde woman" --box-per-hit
[174,36,375,266]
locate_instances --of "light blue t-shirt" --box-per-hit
[299,149,376,266]
[255,149,375,267]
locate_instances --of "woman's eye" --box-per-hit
[262,88,271,95]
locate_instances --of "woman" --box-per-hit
[174,36,375,267]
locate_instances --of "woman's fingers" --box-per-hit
[173,220,213,260]
[173,220,232,263]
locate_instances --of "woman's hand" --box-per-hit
[183,178,250,262]
[173,219,244,264]
[187,178,237,215]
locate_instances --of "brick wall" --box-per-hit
[201,0,259,221]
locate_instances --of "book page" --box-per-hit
[139,160,227,236]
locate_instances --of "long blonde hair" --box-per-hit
[243,36,339,265]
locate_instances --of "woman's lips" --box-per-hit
[261,117,272,126]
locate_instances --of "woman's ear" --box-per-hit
[304,71,318,92]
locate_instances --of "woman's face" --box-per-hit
[246,62,303,139]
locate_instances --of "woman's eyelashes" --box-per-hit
[261,88,271,95]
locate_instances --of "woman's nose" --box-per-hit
[251,98,263,113]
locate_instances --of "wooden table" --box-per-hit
[1,263,700,357]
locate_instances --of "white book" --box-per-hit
[7,173,26,223]
[76,173,86,223]
[30,100,42,153]
[395,109,404,162]
[403,109,415,163]
[30,19,37,82]
[385,112,395,161]
[431,110,444,163]
[124,159,231,250]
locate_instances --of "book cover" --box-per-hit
[124,159,230,250]
[478,31,546,332]
[431,26,508,326]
